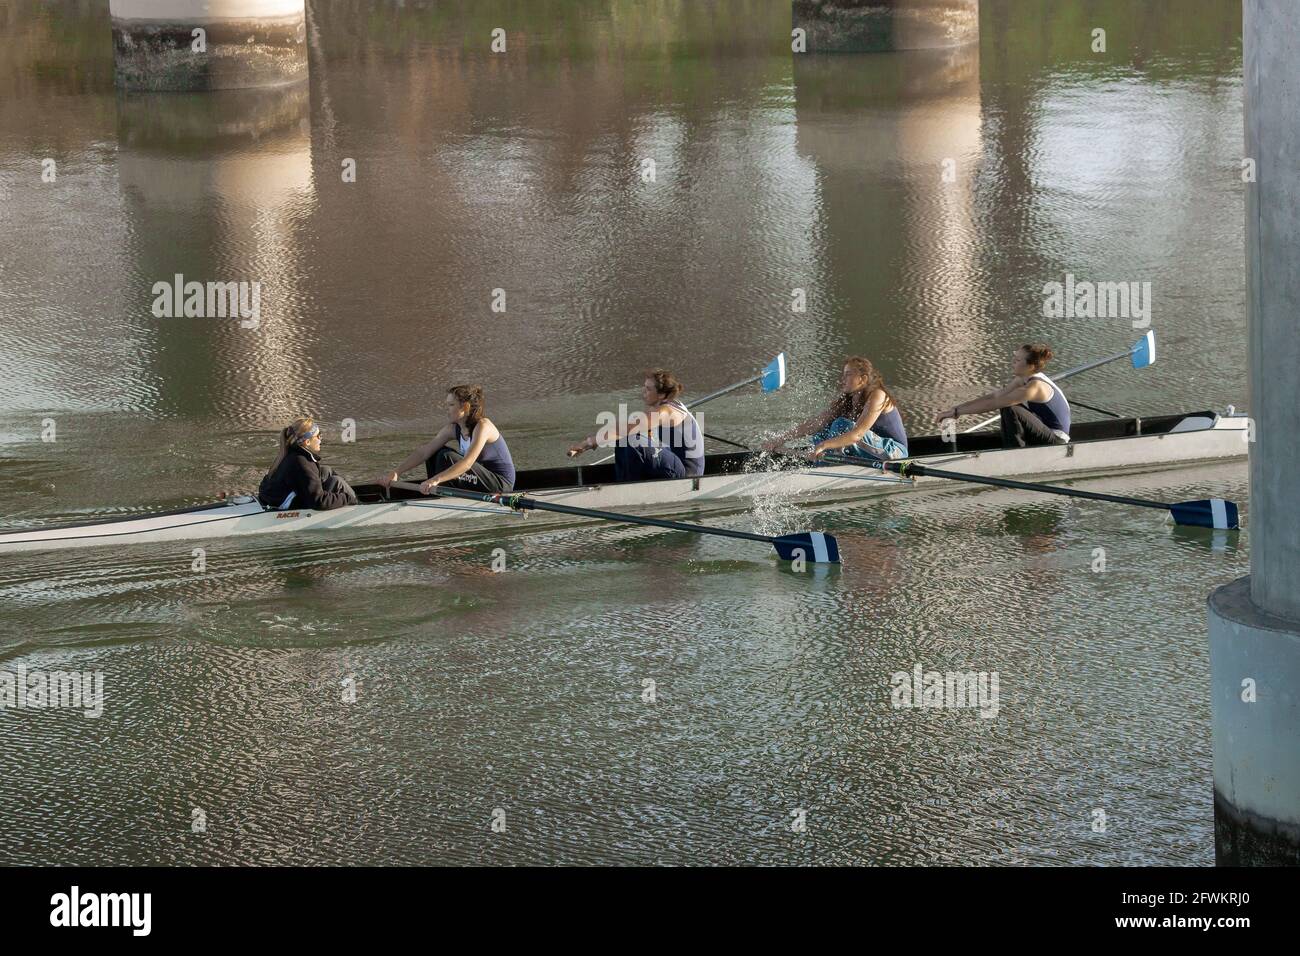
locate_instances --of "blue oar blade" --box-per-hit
[761,353,787,393]
[1131,330,1156,369]
[1170,498,1239,530]
[773,531,840,564]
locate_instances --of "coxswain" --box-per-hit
[257,418,359,510]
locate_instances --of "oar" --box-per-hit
[584,352,787,464]
[687,351,787,408]
[1068,398,1122,418]
[962,331,1156,434]
[701,431,750,450]
[820,452,1238,529]
[389,480,840,563]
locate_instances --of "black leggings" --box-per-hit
[1000,404,1065,449]
[425,446,513,493]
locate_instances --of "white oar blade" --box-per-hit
[1131,330,1156,369]
[773,531,840,563]
[761,353,787,393]
[1170,498,1239,530]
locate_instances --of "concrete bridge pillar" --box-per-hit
[109,0,307,91]
[793,0,978,53]
[1207,0,1300,865]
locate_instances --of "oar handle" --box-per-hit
[391,480,431,494]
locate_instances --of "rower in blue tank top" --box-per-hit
[566,369,705,480]
[762,356,909,461]
[935,343,1071,447]
[374,384,516,494]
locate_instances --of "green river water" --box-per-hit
[0,0,1248,864]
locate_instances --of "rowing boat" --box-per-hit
[0,408,1248,553]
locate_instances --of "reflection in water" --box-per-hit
[793,0,980,53]
[0,0,1252,866]
[793,43,984,409]
[117,86,316,423]
[1001,505,1063,558]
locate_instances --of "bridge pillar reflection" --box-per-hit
[109,0,307,91]
[793,0,978,53]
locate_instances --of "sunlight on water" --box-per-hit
[0,0,1248,865]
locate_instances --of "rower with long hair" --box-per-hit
[375,385,515,494]
[257,417,359,510]
[567,369,704,480]
[763,356,909,461]
[935,343,1070,447]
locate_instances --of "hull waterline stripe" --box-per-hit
[0,508,260,546]
[796,469,911,484]
[399,501,528,517]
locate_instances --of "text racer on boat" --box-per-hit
[762,356,908,461]
[935,343,1071,447]
[258,418,359,510]
[375,385,516,494]
[567,369,704,480]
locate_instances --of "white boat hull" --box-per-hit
[0,413,1250,553]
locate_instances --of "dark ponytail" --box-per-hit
[1022,343,1054,372]
[449,385,486,431]
[644,368,684,402]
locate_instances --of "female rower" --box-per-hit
[375,385,516,494]
[935,343,1070,447]
[762,356,908,461]
[567,369,704,480]
[257,418,359,511]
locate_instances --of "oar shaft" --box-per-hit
[702,431,750,450]
[1056,347,1135,380]
[896,462,1170,511]
[1069,399,1122,418]
[392,481,774,545]
[820,453,1235,529]
[687,374,759,409]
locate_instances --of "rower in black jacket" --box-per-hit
[257,418,358,511]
